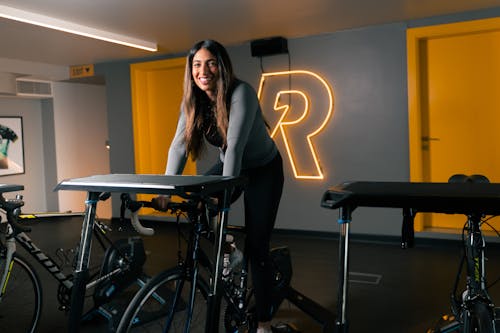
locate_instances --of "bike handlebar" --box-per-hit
[130,210,155,236]
[400,174,491,249]
[120,193,200,237]
[0,194,30,233]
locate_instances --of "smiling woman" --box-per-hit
[156,39,285,333]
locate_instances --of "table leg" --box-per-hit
[336,206,351,333]
[68,191,99,333]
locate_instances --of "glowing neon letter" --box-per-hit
[257,70,334,179]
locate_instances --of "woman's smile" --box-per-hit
[192,48,219,99]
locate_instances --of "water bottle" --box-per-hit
[222,233,243,280]
[227,234,243,270]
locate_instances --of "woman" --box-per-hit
[154,40,284,333]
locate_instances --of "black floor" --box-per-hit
[10,216,500,333]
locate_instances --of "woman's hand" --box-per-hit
[152,195,171,211]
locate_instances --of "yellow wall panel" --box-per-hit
[130,57,196,209]
[130,57,196,175]
[407,17,500,232]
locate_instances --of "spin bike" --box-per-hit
[321,178,500,333]
[427,174,499,333]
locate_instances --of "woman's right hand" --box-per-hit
[152,195,171,211]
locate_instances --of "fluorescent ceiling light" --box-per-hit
[0,5,157,52]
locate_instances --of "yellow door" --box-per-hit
[408,18,500,232]
[130,57,196,212]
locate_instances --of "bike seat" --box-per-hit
[448,174,490,184]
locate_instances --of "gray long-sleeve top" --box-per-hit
[166,81,278,177]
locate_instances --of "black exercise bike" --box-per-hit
[115,194,294,333]
[0,191,149,332]
[427,174,499,333]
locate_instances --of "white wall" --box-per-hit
[52,82,111,219]
[0,58,68,81]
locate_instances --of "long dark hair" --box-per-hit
[182,39,236,160]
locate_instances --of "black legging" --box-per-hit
[204,152,284,322]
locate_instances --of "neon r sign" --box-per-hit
[257,70,334,180]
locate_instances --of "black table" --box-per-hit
[321,181,500,333]
[55,174,247,333]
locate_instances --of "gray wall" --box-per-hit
[40,99,59,211]
[230,23,410,235]
[96,61,139,216]
[51,82,111,218]
[98,8,500,237]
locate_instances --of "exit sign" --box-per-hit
[69,64,94,78]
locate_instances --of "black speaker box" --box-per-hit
[251,37,288,57]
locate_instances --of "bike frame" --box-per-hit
[150,203,252,333]
[464,214,488,297]
[0,215,142,312]
[166,214,210,331]
[13,230,73,290]
[0,224,16,299]
[461,213,495,331]
[433,213,497,333]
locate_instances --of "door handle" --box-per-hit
[421,136,440,142]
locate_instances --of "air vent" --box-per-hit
[0,72,16,95]
[16,78,52,98]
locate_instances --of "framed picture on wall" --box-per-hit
[0,117,24,176]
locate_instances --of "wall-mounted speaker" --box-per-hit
[250,37,288,57]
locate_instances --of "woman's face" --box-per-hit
[192,48,219,100]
